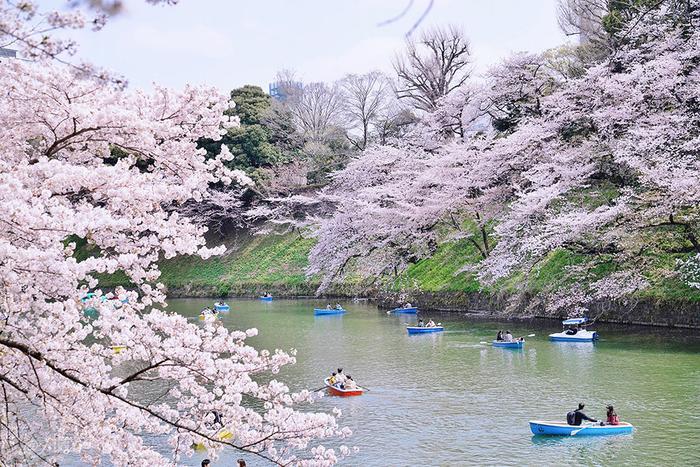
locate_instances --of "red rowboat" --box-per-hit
[324,378,364,397]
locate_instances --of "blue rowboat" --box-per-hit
[391,307,418,314]
[81,292,109,303]
[214,303,230,312]
[406,326,443,334]
[492,340,524,349]
[529,420,634,436]
[314,308,346,316]
[259,296,273,302]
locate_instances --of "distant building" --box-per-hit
[269,80,302,101]
[0,47,17,60]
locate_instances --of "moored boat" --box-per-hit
[214,302,230,312]
[406,325,443,334]
[323,377,364,396]
[259,296,273,302]
[549,317,598,342]
[529,420,634,436]
[492,340,524,349]
[390,306,418,314]
[314,308,346,315]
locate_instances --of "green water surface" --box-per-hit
[150,299,700,466]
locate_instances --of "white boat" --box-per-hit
[549,317,598,342]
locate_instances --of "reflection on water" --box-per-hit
[103,299,700,466]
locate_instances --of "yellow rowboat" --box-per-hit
[192,428,233,450]
[111,345,127,354]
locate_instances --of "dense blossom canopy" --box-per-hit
[0,1,347,465]
[310,2,700,310]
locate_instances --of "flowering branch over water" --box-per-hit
[0,1,347,465]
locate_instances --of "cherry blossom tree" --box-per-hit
[483,51,568,132]
[307,138,504,291]
[480,1,700,290]
[311,0,700,312]
[0,1,347,465]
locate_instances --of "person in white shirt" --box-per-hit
[405,302,412,308]
[426,319,436,328]
[335,368,346,386]
[504,331,514,342]
[344,376,358,390]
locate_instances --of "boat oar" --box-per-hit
[570,425,589,436]
[311,386,327,392]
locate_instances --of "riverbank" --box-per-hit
[95,231,700,328]
[167,289,700,329]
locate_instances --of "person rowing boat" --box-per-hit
[567,403,597,425]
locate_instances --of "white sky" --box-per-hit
[55,0,570,91]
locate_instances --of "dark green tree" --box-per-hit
[200,85,303,173]
[229,85,272,125]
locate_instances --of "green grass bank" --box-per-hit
[95,231,700,326]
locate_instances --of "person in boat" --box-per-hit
[201,460,211,467]
[329,372,337,385]
[603,405,620,425]
[335,303,342,310]
[504,330,514,342]
[565,325,579,335]
[326,304,332,309]
[206,410,223,428]
[496,330,504,341]
[567,403,598,426]
[426,319,436,328]
[417,319,425,327]
[335,368,346,386]
[405,302,412,308]
[343,375,358,390]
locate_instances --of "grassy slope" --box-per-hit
[95,229,700,302]
[157,234,318,295]
[390,239,482,293]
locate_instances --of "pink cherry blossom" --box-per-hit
[0,2,346,465]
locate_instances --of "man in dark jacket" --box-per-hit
[568,403,598,425]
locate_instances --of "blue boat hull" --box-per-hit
[492,340,524,349]
[259,297,273,301]
[214,304,230,312]
[391,307,418,314]
[314,308,346,315]
[406,326,443,334]
[529,421,633,436]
